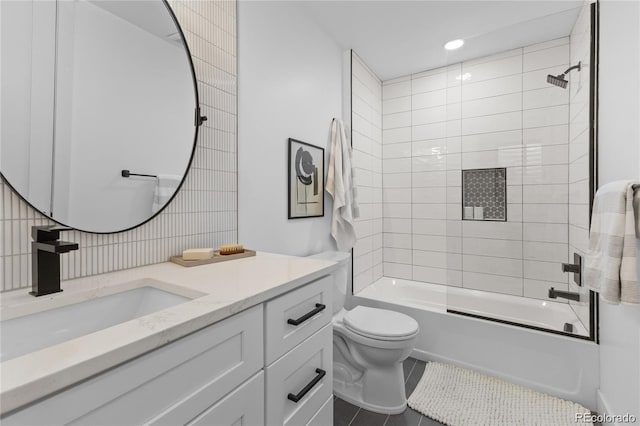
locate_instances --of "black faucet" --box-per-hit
[548,287,581,302]
[561,253,583,286]
[30,225,79,297]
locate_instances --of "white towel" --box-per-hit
[152,174,182,214]
[326,119,359,251]
[584,180,640,304]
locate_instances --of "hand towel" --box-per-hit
[326,118,359,251]
[584,180,640,304]
[152,174,182,214]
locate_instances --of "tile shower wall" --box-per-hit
[351,53,383,293]
[568,1,593,329]
[0,0,238,292]
[381,38,573,300]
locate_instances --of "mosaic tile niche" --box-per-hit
[462,168,507,221]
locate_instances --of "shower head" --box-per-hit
[546,74,568,88]
[546,61,581,89]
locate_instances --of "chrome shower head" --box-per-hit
[546,61,581,89]
[547,73,568,88]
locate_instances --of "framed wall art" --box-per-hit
[288,138,324,219]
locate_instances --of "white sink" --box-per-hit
[1,286,190,362]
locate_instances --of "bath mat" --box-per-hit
[407,362,592,426]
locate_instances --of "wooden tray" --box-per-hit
[170,249,256,267]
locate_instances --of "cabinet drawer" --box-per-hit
[266,324,333,426]
[186,372,264,426]
[265,276,332,364]
[306,396,333,426]
[4,306,263,426]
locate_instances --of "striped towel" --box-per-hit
[152,174,182,214]
[584,180,640,304]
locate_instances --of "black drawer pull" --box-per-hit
[287,368,326,403]
[287,303,326,326]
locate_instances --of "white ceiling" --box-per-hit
[299,1,583,81]
[89,1,181,43]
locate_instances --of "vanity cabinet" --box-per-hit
[3,305,264,425]
[3,275,333,426]
[265,276,334,425]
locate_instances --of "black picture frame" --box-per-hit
[288,138,325,219]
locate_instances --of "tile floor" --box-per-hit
[333,357,601,426]
[333,358,444,426]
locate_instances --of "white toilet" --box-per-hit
[308,251,419,414]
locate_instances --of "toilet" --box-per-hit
[308,251,419,414]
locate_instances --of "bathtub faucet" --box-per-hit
[548,287,580,302]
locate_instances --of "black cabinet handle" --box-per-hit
[287,368,326,403]
[287,303,326,326]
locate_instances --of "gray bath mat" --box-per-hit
[407,362,593,426]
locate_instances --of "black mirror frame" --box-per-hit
[0,0,203,235]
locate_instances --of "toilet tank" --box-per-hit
[307,251,351,315]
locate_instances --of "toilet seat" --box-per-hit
[343,306,418,341]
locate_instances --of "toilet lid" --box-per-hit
[343,306,418,340]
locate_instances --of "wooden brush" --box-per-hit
[219,244,244,255]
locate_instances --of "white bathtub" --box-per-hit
[351,277,599,409]
[357,277,589,336]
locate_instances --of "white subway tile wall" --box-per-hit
[0,0,238,292]
[351,53,383,293]
[567,2,593,330]
[379,37,578,301]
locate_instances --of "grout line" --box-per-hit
[406,359,418,383]
[347,408,362,426]
[404,359,417,384]
[521,49,526,297]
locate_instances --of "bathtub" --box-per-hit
[351,277,599,409]
[357,277,589,336]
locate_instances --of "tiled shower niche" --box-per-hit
[462,168,507,221]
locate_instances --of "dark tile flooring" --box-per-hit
[333,358,601,426]
[333,358,444,426]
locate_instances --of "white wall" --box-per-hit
[380,39,578,307]
[597,0,640,420]
[237,1,343,256]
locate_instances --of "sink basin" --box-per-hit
[1,286,190,362]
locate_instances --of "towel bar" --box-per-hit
[121,169,157,179]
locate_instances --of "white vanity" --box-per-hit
[0,253,336,425]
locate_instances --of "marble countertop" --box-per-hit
[0,252,337,414]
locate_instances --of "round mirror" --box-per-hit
[0,0,200,233]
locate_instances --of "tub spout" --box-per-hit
[548,287,580,302]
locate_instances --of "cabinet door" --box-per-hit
[186,372,264,426]
[266,325,333,426]
[306,396,333,426]
[265,276,332,364]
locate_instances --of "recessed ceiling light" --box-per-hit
[444,39,464,50]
